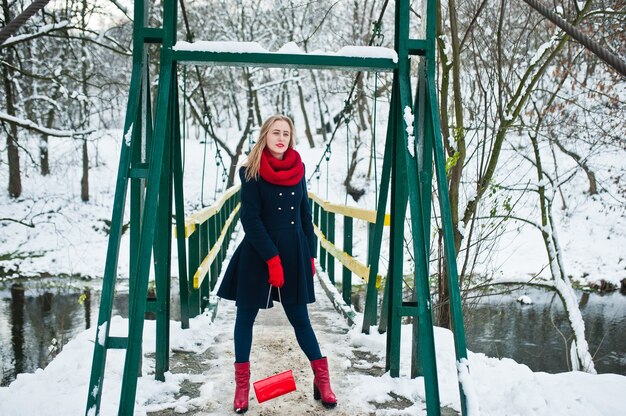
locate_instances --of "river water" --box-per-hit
[0,279,624,387]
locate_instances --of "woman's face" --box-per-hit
[265,120,291,160]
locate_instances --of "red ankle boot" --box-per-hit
[234,362,250,413]
[311,357,337,408]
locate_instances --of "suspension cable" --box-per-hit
[371,23,384,203]
[372,71,379,202]
[344,103,351,205]
[178,0,229,179]
[0,0,51,47]
[182,67,187,173]
[521,0,626,77]
[308,0,391,182]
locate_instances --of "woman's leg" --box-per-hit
[234,305,260,363]
[283,303,337,407]
[282,303,322,361]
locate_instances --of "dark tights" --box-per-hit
[234,303,322,363]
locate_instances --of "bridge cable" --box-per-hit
[308,0,390,183]
[371,23,384,203]
[0,0,51,47]
[521,0,626,77]
[178,0,229,208]
[344,102,352,205]
[182,67,187,173]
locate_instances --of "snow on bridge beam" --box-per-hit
[172,41,398,72]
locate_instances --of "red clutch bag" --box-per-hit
[253,370,297,403]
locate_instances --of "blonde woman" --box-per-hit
[217,115,337,413]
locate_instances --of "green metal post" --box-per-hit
[320,208,327,271]
[362,87,395,334]
[85,85,137,415]
[129,71,145,311]
[85,2,148,408]
[217,209,225,275]
[119,64,172,416]
[209,215,218,289]
[118,1,177,410]
[395,0,441,413]
[385,77,409,378]
[154,80,174,381]
[411,59,433,379]
[342,216,353,305]
[200,222,209,310]
[428,52,469,416]
[173,80,189,329]
[327,212,335,284]
[188,230,200,317]
[377,271,390,334]
[312,200,319,258]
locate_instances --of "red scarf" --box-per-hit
[259,147,304,186]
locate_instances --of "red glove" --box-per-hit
[267,255,284,288]
[311,258,316,275]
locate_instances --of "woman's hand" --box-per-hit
[266,255,284,287]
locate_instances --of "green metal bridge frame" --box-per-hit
[85,1,469,415]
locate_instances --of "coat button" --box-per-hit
[290,206,294,210]
[291,191,295,195]
[279,192,283,196]
[291,221,295,224]
[278,207,282,210]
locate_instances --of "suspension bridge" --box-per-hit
[79,0,470,414]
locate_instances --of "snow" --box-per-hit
[0,111,93,137]
[124,124,133,147]
[97,321,108,346]
[529,37,558,67]
[334,46,398,63]
[1,21,70,48]
[403,106,416,158]
[173,41,398,62]
[174,40,267,53]
[517,295,533,305]
[456,358,479,416]
[276,41,304,54]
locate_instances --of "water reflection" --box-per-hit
[0,279,181,387]
[464,287,626,375]
[348,284,625,375]
[10,284,24,377]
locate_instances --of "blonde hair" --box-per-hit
[244,115,296,181]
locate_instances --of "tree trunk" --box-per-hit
[530,132,596,373]
[2,0,22,197]
[81,138,89,201]
[310,71,328,142]
[80,0,90,201]
[40,136,50,175]
[40,89,60,176]
[434,0,466,328]
[551,136,598,195]
[296,80,315,148]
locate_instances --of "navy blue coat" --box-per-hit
[217,167,316,308]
